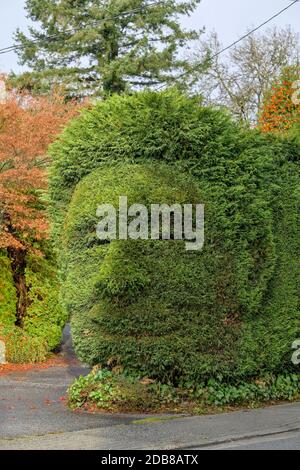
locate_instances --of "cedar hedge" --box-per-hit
[0,249,67,362]
[50,90,300,384]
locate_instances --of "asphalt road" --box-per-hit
[0,360,299,450]
[0,326,299,450]
[203,431,300,450]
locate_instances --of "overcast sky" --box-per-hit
[1,0,300,73]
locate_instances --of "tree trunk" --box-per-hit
[7,247,27,328]
[100,26,125,95]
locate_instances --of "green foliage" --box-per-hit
[0,324,48,363]
[68,369,300,411]
[23,253,68,351]
[0,252,17,326]
[14,0,202,96]
[237,159,300,376]
[0,249,67,361]
[49,89,242,243]
[205,374,300,406]
[51,90,300,386]
[68,368,159,411]
[64,163,242,382]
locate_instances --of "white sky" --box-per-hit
[0,0,300,73]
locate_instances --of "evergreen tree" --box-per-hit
[14,0,202,96]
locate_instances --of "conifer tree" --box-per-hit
[14,0,202,96]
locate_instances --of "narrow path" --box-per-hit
[0,325,150,441]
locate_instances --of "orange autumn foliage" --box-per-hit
[0,86,80,251]
[259,67,300,133]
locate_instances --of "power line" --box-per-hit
[157,0,300,89]
[0,0,298,89]
[0,1,164,56]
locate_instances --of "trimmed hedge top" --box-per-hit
[49,90,244,242]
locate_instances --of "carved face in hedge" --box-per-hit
[63,162,298,383]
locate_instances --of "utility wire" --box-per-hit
[0,0,298,89]
[157,0,300,89]
[0,1,164,56]
[211,0,299,60]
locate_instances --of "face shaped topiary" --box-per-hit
[63,164,237,382]
[61,161,299,384]
[52,91,300,385]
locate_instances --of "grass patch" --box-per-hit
[132,416,183,425]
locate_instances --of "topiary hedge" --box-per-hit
[23,252,68,351]
[50,90,300,385]
[64,163,242,382]
[63,161,299,383]
[49,90,244,246]
[0,249,67,362]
